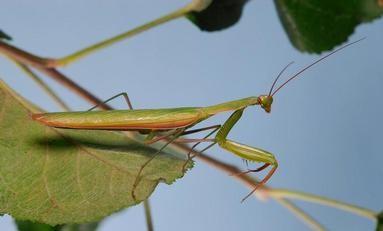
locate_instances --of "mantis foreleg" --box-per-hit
[215,109,278,202]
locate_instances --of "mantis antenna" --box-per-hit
[271,37,366,97]
[268,61,295,96]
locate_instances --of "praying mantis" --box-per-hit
[31,38,363,202]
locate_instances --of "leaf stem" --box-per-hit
[54,1,209,67]
[143,200,154,231]
[275,198,326,231]
[0,40,54,68]
[0,0,213,68]
[11,60,71,111]
[266,189,377,221]
[168,145,327,231]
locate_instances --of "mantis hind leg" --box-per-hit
[132,125,220,201]
[144,125,220,145]
[132,128,185,201]
[87,92,133,111]
[179,125,221,172]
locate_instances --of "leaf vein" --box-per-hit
[76,151,101,209]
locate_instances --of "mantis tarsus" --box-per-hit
[32,38,364,202]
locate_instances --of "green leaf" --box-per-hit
[275,0,383,53]
[15,219,99,231]
[15,220,61,231]
[187,0,249,31]
[376,211,383,231]
[58,222,99,231]
[0,80,192,225]
[0,30,12,41]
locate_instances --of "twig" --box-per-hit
[10,60,70,111]
[53,5,192,67]
[0,0,213,68]
[168,146,327,231]
[0,42,109,108]
[0,40,54,68]
[143,200,154,231]
[267,189,377,221]
[34,67,110,110]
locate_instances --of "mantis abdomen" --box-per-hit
[32,107,208,130]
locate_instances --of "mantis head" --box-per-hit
[258,95,273,113]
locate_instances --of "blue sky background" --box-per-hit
[1,1,383,230]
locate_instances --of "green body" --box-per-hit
[32,97,259,131]
[33,107,206,130]
[32,95,276,164]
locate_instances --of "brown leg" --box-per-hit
[230,163,271,176]
[87,92,133,111]
[180,125,221,136]
[240,165,278,203]
[132,128,185,201]
[181,141,217,172]
[173,138,215,143]
[144,124,221,145]
[144,129,181,145]
[180,125,221,172]
[132,125,221,200]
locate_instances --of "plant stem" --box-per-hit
[143,200,154,231]
[0,40,54,68]
[0,0,213,68]
[11,60,71,111]
[54,4,194,67]
[267,189,377,221]
[276,199,326,231]
[168,145,327,231]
